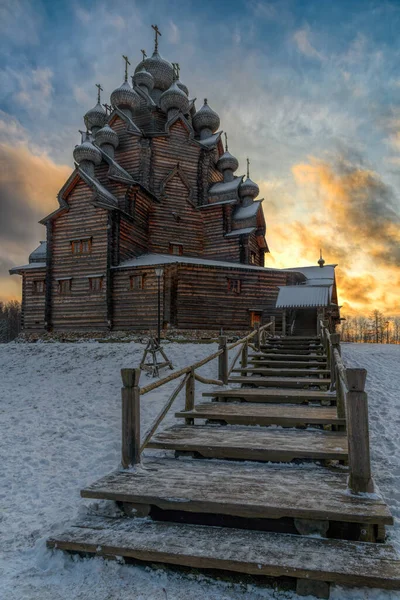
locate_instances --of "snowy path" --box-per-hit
[0,341,399,600]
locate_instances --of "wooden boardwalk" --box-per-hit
[47,326,400,598]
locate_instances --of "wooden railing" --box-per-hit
[121,319,275,469]
[319,319,374,494]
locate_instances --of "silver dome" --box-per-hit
[137,51,174,91]
[176,79,189,96]
[84,102,107,131]
[95,125,119,149]
[73,134,102,166]
[160,81,190,114]
[239,177,259,199]
[192,99,220,134]
[110,81,140,111]
[217,151,239,173]
[133,66,154,91]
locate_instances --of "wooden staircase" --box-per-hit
[47,333,400,599]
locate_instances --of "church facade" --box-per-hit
[10,27,338,334]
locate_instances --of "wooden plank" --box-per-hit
[81,459,392,524]
[147,425,348,462]
[47,517,400,589]
[249,360,328,368]
[258,349,325,355]
[203,388,336,403]
[250,354,327,361]
[228,376,331,388]
[176,402,346,427]
[232,368,330,377]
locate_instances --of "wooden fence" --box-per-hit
[319,319,374,494]
[121,318,276,469]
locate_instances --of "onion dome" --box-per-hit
[176,80,189,96]
[217,151,239,173]
[136,51,174,91]
[239,177,259,199]
[73,131,102,166]
[160,81,190,115]
[84,101,107,131]
[192,99,220,135]
[110,80,140,111]
[95,124,119,149]
[318,250,325,268]
[133,66,154,91]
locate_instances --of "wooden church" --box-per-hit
[10,26,339,334]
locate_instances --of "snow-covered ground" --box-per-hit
[0,341,399,600]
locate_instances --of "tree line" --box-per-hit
[339,310,400,344]
[0,301,22,342]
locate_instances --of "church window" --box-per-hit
[33,280,45,294]
[169,243,183,256]
[250,251,256,264]
[71,238,92,254]
[130,274,146,290]
[227,279,241,294]
[89,277,103,292]
[58,279,72,294]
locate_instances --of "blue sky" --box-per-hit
[1,0,400,313]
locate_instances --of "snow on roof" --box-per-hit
[276,285,333,308]
[115,253,280,273]
[198,132,222,148]
[284,265,336,284]
[225,227,256,237]
[233,200,263,221]
[9,262,46,275]
[29,241,47,263]
[208,177,242,198]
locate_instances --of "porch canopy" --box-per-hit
[276,264,337,309]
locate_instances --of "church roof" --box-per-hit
[29,241,47,263]
[9,262,46,275]
[233,199,263,221]
[276,285,333,308]
[284,265,337,285]
[115,253,281,273]
[225,227,256,237]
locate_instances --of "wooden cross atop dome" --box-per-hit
[140,49,147,61]
[152,24,162,52]
[95,83,103,104]
[247,157,250,178]
[122,55,131,82]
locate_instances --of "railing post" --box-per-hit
[346,368,374,494]
[329,333,340,391]
[282,311,286,336]
[218,335,228,384]
[121,368,141,468]
[241,340,248,376]
[271,316,276,336]
[185,367,195,425]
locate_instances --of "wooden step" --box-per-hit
[228,376,331,388]
[147,425,347,462]
[47,516,400,591]
[260,348,325,355]
[176,402,345,427]
[249,360,328,368]
[232,368,330,377]
[251,354,327,361]
[203,388,335,403]
[81,458,392,525]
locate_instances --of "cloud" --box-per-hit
[168,20,180,44]
[293,27,323,61]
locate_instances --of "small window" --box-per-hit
[250,311,262,327]
[227,279,241,294]
[71,238,92,254]
[250,251,256,264]
[169,243,183,256]
[89,277,103,292]
[33,280,45,294]
[130,274,146,290]
[58,279,71,294]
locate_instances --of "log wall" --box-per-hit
[21,269,46,330]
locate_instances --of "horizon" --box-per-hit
[1,0,400,316]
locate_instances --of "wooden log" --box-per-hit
[218,336,228,384]
[270,316,276,336]
[185,368,195,425]
[255,323,261,351]
[329,333,340,391]
[121,368,141,468]
[346,369,373,494]
[282,310,286,336]
[241,340,248,377]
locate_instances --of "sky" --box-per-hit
[1,0,400,316]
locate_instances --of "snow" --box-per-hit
[116,252,279,272]
[0,341,400,599]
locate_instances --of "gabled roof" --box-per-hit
[29,241,47,263]
[9,262,46,275]
[276,285,333,308]
[225,227,256,237]
[78,167,118,208]
[208,176,243,204]
[198,131,222,148]
[96,147,135,185]
[284,265,337,285]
